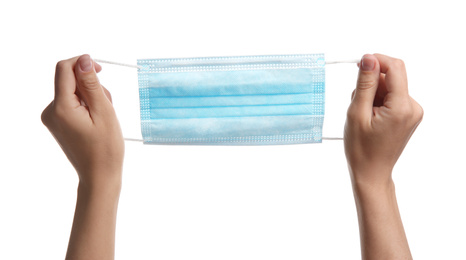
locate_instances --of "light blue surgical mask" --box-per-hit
[136,54,326,145]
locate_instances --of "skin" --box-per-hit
[41,53,422,260]
[345,54,423,260]
[41,54,124,260]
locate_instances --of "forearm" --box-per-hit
[351,171,412,260]
[65,177,122,260]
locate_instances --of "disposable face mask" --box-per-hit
[95,54,357,145]
[137,54,325,145]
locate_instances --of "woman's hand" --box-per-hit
[344,54,423,185]
[41,54,124,188]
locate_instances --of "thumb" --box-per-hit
[75,54,110,114]
[352,54,380,114]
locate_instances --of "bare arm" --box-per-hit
[65,182,121,259]
[351,172,410,259]
[344,54,423,259]
[42,55,124,260]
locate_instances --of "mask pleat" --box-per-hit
[138,54,325,145]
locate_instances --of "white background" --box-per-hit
[1,0,465,259]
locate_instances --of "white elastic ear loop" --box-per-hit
[325,59,360,64]
[96,58,358,142]
[94,59,142,69]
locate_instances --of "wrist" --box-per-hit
[77,165,122,190]
[350,167,396,211]
[348,163,393,188]
[351,177,395,200]
[77,174,122,196]
[348,164,396,206]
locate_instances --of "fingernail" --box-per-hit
[360,55,375,71]
[79,55,93,72]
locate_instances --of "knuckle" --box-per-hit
[393,99,424,125]
[54,106,68,120]
[414,103,424,122]
[391,104,412,125]
[357,76,377,90]
[408,97,424,122]
[346,105,363,122]
[41,101,57,126]
[346,108,357,121]
[55,60,68,73]
[392,58,406,70]
[41,108,51,126]
[80,77,101,90]
[41,102,64,127]
[398,105,413,119]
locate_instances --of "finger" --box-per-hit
[373,53,408,98]
[373,73,387,107]
[54,56,81,101]
[351,54,381,115]
[95,61,102,73]
[74,54,111,116]
[102,85,113,103]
